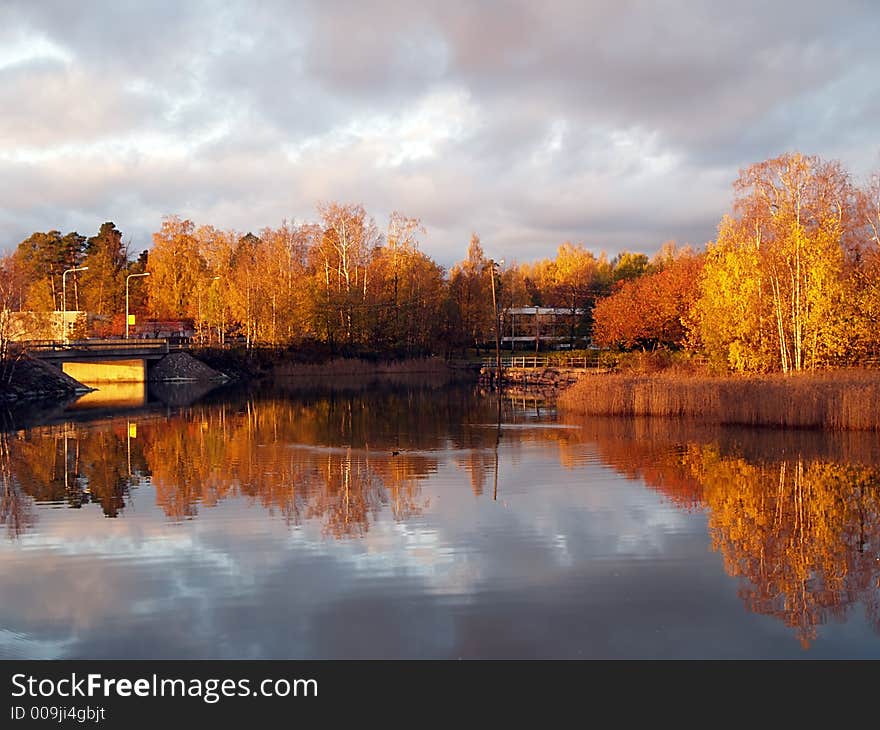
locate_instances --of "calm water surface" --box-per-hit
[1,381,879,658]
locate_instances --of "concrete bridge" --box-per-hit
[22,339,172,383]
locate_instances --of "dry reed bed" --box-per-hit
[557,370,880,430]
[272,356,452,378]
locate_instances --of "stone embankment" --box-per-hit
[0,356,90,405]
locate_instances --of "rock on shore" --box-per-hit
[148,352,228,382]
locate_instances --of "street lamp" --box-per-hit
[125,272,151,339]
[62,266,88,343]
[488,258,504,386]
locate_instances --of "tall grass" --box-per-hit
[272,356,453,377]
[557,369,880,430]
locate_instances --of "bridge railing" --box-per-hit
[17,339,171,353]
[482,353,601,370]
[483,354,880,371]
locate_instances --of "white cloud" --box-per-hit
[0,31,72,70]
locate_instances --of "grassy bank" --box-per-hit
[557,369,880,430]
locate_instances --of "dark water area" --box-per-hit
[1,381,879,659]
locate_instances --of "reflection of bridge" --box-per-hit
[22,339,172,383]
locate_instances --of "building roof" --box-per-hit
[507,307,586,315]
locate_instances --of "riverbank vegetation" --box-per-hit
[558,369,880,430]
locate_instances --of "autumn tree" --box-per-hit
[80,222,128,315]
[696,153,856,372]
[447,234,493,352]
[309,202,381,346]
[257,220,313,343]
[13,230,86,310]
[366,213,445,353]
[147,216,206,319]
[593,252,704,350]
[548,242,610,340]
[228,232,266,346]
[612,251,649,281]
[0,254,27,383]
[842,171,880,359]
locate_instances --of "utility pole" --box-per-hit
[489,258,504,388]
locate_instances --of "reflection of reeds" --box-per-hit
[559,370,880,430]
[576,415,880,648]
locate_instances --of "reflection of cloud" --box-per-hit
[0,629,72,660]
[0,430,718,659]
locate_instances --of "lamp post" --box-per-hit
[125,272,150,339]
[62,266,88,343]
[488,258,504,387]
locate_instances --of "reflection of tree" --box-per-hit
[307,451,385,538]
[4,392,446,538]
[577,418,705,509]
[697,453,880,648]
[6,423,140,518]
[8,430,89,508]
[0,432,36,538]
[142,396,437,537]
[581,418,880,648]
[77,429,130,517]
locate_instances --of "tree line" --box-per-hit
[0,203,649,355]
[3,151,878,370]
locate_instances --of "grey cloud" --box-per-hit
[0,0,878,264]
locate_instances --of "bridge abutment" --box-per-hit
[62,358,147,383]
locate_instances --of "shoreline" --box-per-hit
[0,352,482,410]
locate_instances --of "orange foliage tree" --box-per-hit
[592,251,704,350]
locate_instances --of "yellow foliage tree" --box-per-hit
[696,153,854,372]
[147,216,206,320]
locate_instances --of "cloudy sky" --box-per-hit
[1,1,878,265]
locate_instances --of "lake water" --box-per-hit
[1,381,879,659]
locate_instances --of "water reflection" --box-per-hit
[2,389,517,537]
[1,388,880,657]
[69,382,146,410]
[580,419,880,648]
